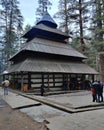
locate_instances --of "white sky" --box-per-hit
[18,0,58,27]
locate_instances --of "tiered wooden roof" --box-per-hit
[8,11,97,74]
[8,58,97,74]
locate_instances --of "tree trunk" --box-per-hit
[99,53,104,82]
[79,0,85,52]
[64,0,69,34]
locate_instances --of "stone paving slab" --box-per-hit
[20,104,68,122]
[0,88,41,109]
[44,91,97,108]
[6,89,104,111]
[25,91,104,113]
[46,109,104,130]
[1,88,104,130]
[0,95,6,108]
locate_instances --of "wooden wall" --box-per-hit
[10,72,93,92]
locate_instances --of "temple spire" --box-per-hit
[36,11,57,28]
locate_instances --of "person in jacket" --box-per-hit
[2,79,10,95]
[91,80,99,102]
[91,85,96,102]
[98,81,103,102]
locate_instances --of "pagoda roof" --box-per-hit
[36,12,57,28]
[23,11,70,42]
[23,24,69,42]
[7,58,98,74]
[9,38,87,61]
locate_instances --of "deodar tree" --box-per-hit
[0,0,23,70]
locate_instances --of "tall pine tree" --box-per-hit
[36,0,52,22]
[90,0,104,81]
[55,0,90,52]
[0,0,23,70]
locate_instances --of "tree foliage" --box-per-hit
[55,0,104,80]
[0,0,23,71]
[35,0,52,22]
[54,0,91,52]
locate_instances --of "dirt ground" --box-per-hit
[0,101,47,130]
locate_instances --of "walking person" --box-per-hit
[2,79,10,95]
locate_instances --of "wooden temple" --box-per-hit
[4,11,98,95]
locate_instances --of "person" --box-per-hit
[40,84,45,96]
[92,80,99,102]
[2,79,10,95]
[98,81,103,102]
[91,86,96,102]
[63,80,67,91]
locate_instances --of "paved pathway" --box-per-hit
[0,88,41,109]
[47,109,104,130]
[0,87,104,130]
[0,94,6,108]
[40,91,98,108]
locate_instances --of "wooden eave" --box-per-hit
[23,24,69,42]
[9,38,87,61]
[7,58,98,75]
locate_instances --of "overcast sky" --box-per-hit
[18,0,58,26]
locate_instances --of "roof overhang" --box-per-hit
[6,58,98,75]
[9,38,87,61]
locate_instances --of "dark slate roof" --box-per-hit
[36,12,57,28]
[9,38,87,61]
[7,58,98,74]
[23,11,69,42]
[23,24,69,42]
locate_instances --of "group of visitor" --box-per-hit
[91,80,103,102]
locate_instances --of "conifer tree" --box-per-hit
[55,0,90,52]
[54,0,71,34]
[36,0,52,22]
[0,0,23,70]
[90,0,104,81]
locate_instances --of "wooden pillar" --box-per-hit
[53,73,55,87]
[63,73,69,90]
[12,73,15,89]
[21,72,23,90]
[67,74,70,90]
[69,74,71,90]
[28,72,31,90]
[82,74,85,90]
[66,74,69,90]
[92,74,94,82]
[41,73,45,96]
[42,73,44,85]
[63,73,64,83]
[47,73,50,91]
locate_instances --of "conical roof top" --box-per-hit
[36,12,57,28]
[23,11,69,42]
